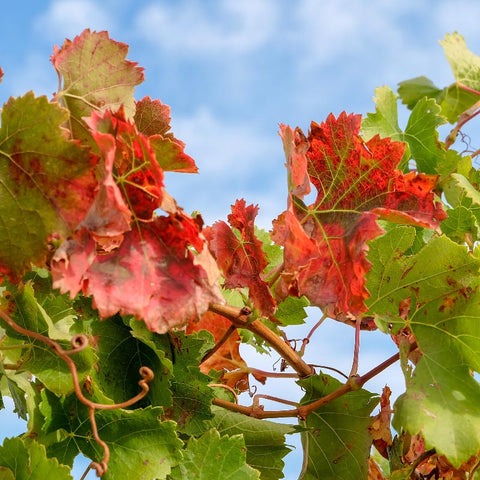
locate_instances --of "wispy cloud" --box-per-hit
[34,0,114,42]
[167,106,285,227]
[134,0,279,55]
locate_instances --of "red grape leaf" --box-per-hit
[85,108,164,221]
[52,212,223,333]
[134,96,173,137]
[135,97,198,173]
[279,124,310,198]
[369,386,393,459]
[52,107,222,332]
[51,29,144,144]
[0,93,96,280]
[206,199,276,317]
[273,112,445,321]
[186,311,249,391]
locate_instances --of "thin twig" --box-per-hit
[445,99,480,149]
[299,313,327,356]
[247,367,299,378]
[349,317,361,377]
[201,325,236,364]
[213,341,418,420]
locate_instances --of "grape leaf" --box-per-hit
[280,123,311,197]
[397,76,478,125]
[134,96,198,173]
[443,172,480,226]
[130,321,217,435]
[89,316,173,408]
[40,390,182,479]
[366,228,480,465]
[0,437,72,480]
[397,76,444,110]
[52,29,144,144]
[0,93,96,279]
[51,109,223,333]
[275,296,309,325]
[273,112,445,321]
[187,310,249,391]
[168,429,260,480]
[398,33,480,124]
[206,199,276,317]
[85,108,164,221]
[441,205,478,243]
[52,214,223,333]
[167,331,217,435]
[440,32,480,93]
[298,374,379,480]
[208,406,294,480]
[0,282,95,395]
[362,86,446,174]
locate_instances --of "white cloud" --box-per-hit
[34,0,113,42]
[293,0,407,66]
[165,107,285,227]
[134,0,278,55]
[172,107,279,175]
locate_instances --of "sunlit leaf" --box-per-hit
[135,96,198,173]
[0,437,72,480]
[0,93,96,279]
[168,429,260,480]
[273,112,445,321]
[52,29,144,144]
[298,374,378,480]
[367,228,480,465]
[207,199,276,317]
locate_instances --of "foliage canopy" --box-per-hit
[1,29,480,479]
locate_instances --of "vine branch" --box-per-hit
[209,303,314,378]
[212,341,417,420]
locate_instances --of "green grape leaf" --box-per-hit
[0,93,96,279]
[40,390,182,479]
[443,173,480,225]
[168,429,260,480]
[168,331,217,435]
[0,437,72,480]
[255,227,284,273]
[298,374,378,480]
[403,97,446,173]
[397,76,477,124]
[52,29,144,144]
[0,283,95,395]
[130,322,216,435]
[440,32,480,92]
[397,34,480,124]
[441,205,479,243]
[361,86,411,168]
[362,86,446,173]
[438,83,479,124]
[397,76,444,110]
[366,228,480,465]
[208,406,294,480]
[90,316,173,408]
[275,296,309,325]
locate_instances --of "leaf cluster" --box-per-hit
[0,29,480,480]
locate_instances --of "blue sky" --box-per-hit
[1,1,480,478]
